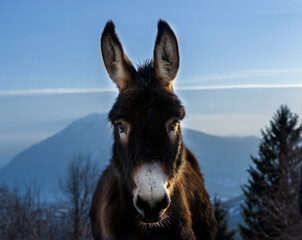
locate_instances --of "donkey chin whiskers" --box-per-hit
[137,214,170,230]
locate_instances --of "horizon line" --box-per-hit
[1,84,302,96]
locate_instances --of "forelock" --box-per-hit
[136,60,155,89]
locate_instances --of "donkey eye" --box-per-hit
[115,122,127,134]
[169,120,180,132]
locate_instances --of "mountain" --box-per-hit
[0,113,259,198]
[0,113,112,199]
[183,129,259,197]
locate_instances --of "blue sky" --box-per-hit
[1,0,302,91]
[1,0,302,167]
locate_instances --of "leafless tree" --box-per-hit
[60,154,99,240]
[0,181,70,240]
[0,181,42,239]
[0,154,99,240]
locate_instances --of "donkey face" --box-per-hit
[101,20,185,223]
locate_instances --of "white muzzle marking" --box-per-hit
[133,162,168,217]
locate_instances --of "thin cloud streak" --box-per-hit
[0,88,116,96]
[185,68,302,83]
[1,84,302,96]
[177,84,302,91]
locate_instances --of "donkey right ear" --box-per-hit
[154,20,180,90]
[101,21,136,91]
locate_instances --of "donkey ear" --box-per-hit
[154,20,180,90]
[101,21,136,91]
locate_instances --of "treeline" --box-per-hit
[0,154,98,240]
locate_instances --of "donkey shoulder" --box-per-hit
[183,148,217,240]
[90,165,119,240]
[184,147,201,173]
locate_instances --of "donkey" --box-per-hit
[90,20,217,240]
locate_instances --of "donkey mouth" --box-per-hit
[141,217,161,223]
[138,214,170,230]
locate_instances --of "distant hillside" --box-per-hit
[0,113,259,198]
[183,129,259,197]
[0,113,112,198]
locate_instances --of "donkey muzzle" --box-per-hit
[133,162,170,222]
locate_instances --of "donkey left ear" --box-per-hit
[101,20,136,91]
[154,20,180,90]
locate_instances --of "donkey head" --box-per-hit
[101,20,185,224]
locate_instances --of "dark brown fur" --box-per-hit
[90,20,217,240]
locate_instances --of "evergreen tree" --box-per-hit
[214,196,236,240]
[240,105,302,240]
[299,165,302,216]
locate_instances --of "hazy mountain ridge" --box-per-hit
[183,129,259,197]
[0,113,112,194]
[0,113,259,198]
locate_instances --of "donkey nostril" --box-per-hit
[156,194,170,213]
[134,193,170,222]
[136,195,148,212]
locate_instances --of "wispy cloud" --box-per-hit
[185,68,302,83]
[177,84,302,91]
[0,88,116,96]
[1,84,302,96]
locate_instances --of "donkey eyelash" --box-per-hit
[113,122,121,127]
[171,120,180,126]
